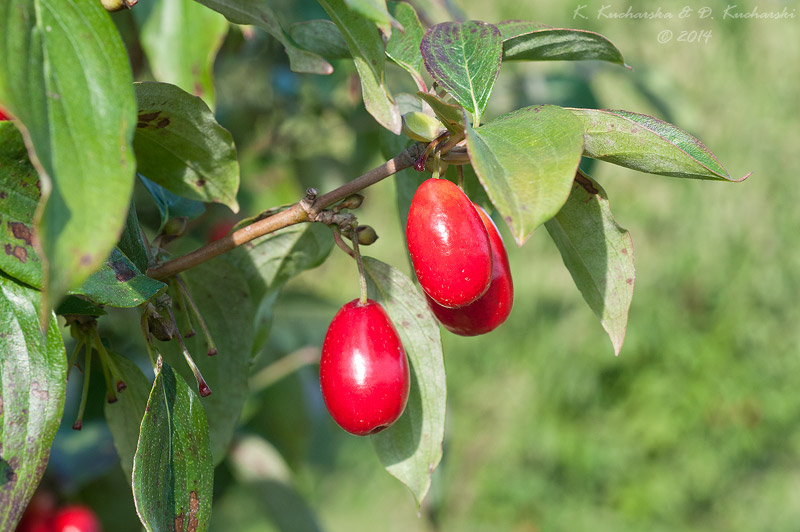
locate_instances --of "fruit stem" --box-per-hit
[166,306,212,397]
[457,165,465,190]
[67,338,84,380]
[175,275,218,356]
[91,328,127,394]
[73,348,93,430]
[349,223,369,306]
[171,279,196,338]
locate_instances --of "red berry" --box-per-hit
[406,178,493,308]
[53,505,103,532]
[207,218,237,242]
[0,107,9,121]
[320,299,409,436]
[426,205,514,335]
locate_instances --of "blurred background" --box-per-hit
[39,0,799,531]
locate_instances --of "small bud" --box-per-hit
[355,225,379,246]
[162,217,188,237]
[116,380,127,392]
[148,311,176,342]
[72,421,83,431]
[335,194,364,212]
[100,0,138,11]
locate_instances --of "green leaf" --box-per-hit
[0,122,43,288]
[345,0,397,33]
[545,171,635,356]
[569,108,747,181]
[420,21,502,125]
[0,0,137,311]
[386,2,426,90]
[319,0,402,134]
[193,0,333,75]
[499,22,628,67]
[118,199,150,274]
[416,92,466,135]
[139,175,206,230]
[227,224,333,353]
[289,20,350,60]
[228,224,334,305]
[158,260,253,463]
[54,296,106,317]
[73,248,167,308]
[134,82,240,212]
[0,274,66,531]
[105,351,151,481]
[466,105,584,245]
[363,257,446,506]
[133,360,213,532]
[136,0,230,109]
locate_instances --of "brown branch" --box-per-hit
[147,143,425,280]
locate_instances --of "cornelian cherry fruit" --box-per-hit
[426,205,514,335]
[406,178,492,308]
[320,299,410,436]
[53,505,103,532]
[0,108,9,121]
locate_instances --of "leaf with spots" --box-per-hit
[157,260,253,463]
[134,82,240,212]
[498,21,628,66]
[420,21,502,125]
[72,248,167,308]
[570,108,748,181]
[0,122,43,288]
[362,257,446,506]
[466,104,584,245]
[0,0,138,312]
[135,0,229,109]
[0,274,66,531]
[545,171,635,356]
[192,0,333,75]
[133,359,214,532]
[319,0,402,134]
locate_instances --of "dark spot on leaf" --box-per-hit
[110,260,136,282]
[80,254,92,266]
[187,491,200,531]
[4,244,27,263]
[136,122,149,129]
[196,179,206,187]
[194,82,204,97]
[371,59,377,66]
[575,173,599,195]
[9,221,33,245]
[626,278,633,285]
[138,111,161,122]
[1,458,17,484]
[621,248,628,255]
[155,117,170,129]
[174,512,184,531]
[0,191,5,199]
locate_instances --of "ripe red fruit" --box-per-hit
[426,205,514,335]
[53,505,103,532]
[406,178,492,308]
[0,108,9,121]
[16,491,56,532]
[320,299,410,436]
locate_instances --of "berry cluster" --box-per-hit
[319,177,513,436]
[17,492,102,532]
